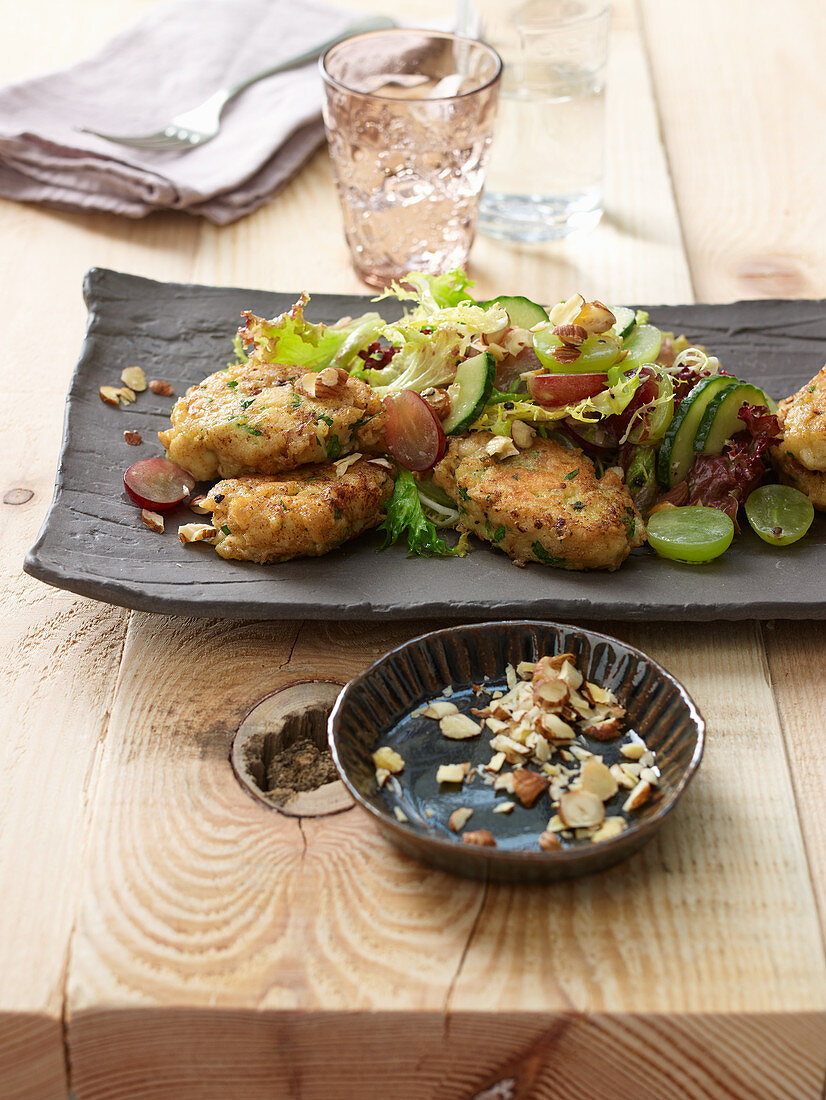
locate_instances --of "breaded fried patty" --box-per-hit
[158,363,385,480]
[771,365,826,510]
[433,432,645,571]
[201,458,395,563]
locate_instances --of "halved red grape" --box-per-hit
[383,390,446,472]
[124,457,195,511]
[528,372,608,407]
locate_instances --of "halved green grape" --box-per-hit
[647,506,735,563]
[533,327,622,374]
[621,324,662,367]
[744,485,814,546]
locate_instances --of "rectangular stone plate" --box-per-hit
[24,268,826,621]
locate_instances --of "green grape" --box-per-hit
[647,506,734,563]
[533,328,621,374]
[744,485,814,546]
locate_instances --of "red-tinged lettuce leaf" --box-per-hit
[685,404,782,526]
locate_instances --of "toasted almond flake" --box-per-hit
[493,772,515,794]
[141,509,164,534]
[442,685,454,697]
[372,746,404,773]
[116,386,137,404]
[121,365,147,392]
[534,678,569,706]
[440,713,482,740]
[367,456,394,469]
[592,816,627,843]
[334,452,362,477]
[437,762,470,784]
[423,700,459,719]
[493,801,515,814]
[187,495,210,515]
[511,420,536,450]
[527,731,551,763]
[541,763,561,777]
[99,385,121,407]
[516,660,536,680]
[538,831,562,851]
[621,762,643,779]
[610,763,636,790]
[583,681,618,706]
[149,379,174,396]
[462,830,497,847]
[486,752,506,773]
[583,716,622,741]
[557,660,583,690]
[484,716,509,735]
[505,663,517,691]
[178,523,217,544]
[558,789,605,829]
[640,766,660,786]
[623,779,653,813]
[580,758,619,802]
[492,690,504,699]
[569,744,594,762]
[485,435,519,460]
[620,742,646,760]
[538,712,575,742]
[512,769,550,807]
[449,807,474,832]
[560,749,574,762]
[639,750,656,767]
[393,807,409,823]
[549,293,585,327]
[489,733,530,758]
[375,767,391,788]
[546,813,565,833]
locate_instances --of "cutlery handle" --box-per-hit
[218,15,395,109]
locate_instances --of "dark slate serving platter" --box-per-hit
[24,268,826,621]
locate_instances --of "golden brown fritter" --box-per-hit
[433,432,645,571]
[771,365,826,510]
[158,363,385,481]
[201,458,395,564]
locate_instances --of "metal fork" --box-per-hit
[79,15,393,153]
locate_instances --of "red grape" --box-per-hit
[383,390,446,472]
[124,457,195,511]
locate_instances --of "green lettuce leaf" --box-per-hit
[238,292,383,372]
[377,468,466,557]
[375,269,476,312]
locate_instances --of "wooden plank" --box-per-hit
[639,0,826,302]
[763,622,826,936]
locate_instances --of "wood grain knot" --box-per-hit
[734,256,810,297]
[231,681,354,818]
[3,488,34,505]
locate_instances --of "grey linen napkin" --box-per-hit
[0,0,361,224]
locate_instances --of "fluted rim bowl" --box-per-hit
[328,621,704,883]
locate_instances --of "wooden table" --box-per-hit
[2,1,826,1097]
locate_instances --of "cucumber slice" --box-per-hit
[608,306,636,339]
[693,383,779,454]
[443,352,496,434]
[621,324,662,367]
[478,295,549,329]
[655,375,735,488]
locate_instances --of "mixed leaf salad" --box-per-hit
[231,269,813,563]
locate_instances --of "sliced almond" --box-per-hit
[575,300,615,335]
[583,716,622,741]
[557,660,583,690]
[393,807,409,823]
[440,713,481,740]
[485,435,519,460]
[568,744,594,762]
[99,385,121,407]
[372,746,404,774]
[516,660,536,680]
[610,763,636,790]
[437,762,471,784]
[484,715,509,735]
[538,831,562,851]
[620,741,646,760]
[123,430,143,446]
[623,779,653,813]
[546,813,565,833]
[489,733,530,761]
[149,379,174,396]
[549,294,585,327]
[493,772,515,794]
[583,681,619,707]
[462,830,497,847]
[120,365,147,392]
[141,509,164,534]
[538,712,575,742]
[367,456,394,470]
[333,452,362,477]
[512,769,550,808]
[493,801,515,814]
[640,766,660,786]
[189,495,211,515]
[580,758,619,802]
[511,420,536,450]
[486,752,506,773]
[116,386,137,404]
[375,767,391,788]
[639,750,656,767]
[533,678,569,707]
[526,731,551,763]
[178,523,217,544]
[422,700,459,719]
[592,816,627,843]
[449,807,474,833]
[558,789,605,829]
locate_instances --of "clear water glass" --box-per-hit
[320,30,502,288]
[459,0,610,242]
